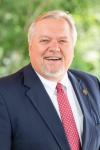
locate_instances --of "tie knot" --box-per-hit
[56,82,64,92]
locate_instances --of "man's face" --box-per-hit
[29,18,74,81]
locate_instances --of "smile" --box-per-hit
[44,57,62,61]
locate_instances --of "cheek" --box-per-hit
[29,45,39,58]
[29,48,45,68]
[64,49,74,62]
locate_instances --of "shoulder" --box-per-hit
[69,69,98,79]
[69,69,100,87]
[0,65,30,92]
[0,68,23,87]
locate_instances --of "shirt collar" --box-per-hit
[36,72,69,92]
[60,73,69,89]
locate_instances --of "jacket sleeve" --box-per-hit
[0,93,11,150]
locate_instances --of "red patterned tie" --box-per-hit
[56,83,81,150]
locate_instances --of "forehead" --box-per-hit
[34,18,71,36]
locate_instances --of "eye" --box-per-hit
[59,40,68,44]
[39,39,50,44]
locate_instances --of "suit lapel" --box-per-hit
[68,71,98,150]
[23,64,70,150]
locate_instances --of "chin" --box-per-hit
[43,69,66,80]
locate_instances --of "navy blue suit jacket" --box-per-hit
[0,64,100,150]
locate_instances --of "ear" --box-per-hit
[28,44,32,58]
[29,44,32,51]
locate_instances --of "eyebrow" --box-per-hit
[58,36,68,39]
[39,36,50,39]
[39,36,68,39]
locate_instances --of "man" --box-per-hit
[0,10,100,150]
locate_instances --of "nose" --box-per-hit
[49,40,60,52]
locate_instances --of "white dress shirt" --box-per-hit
[36,72,83,143]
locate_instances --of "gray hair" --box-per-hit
[28,10,77,47]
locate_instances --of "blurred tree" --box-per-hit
[0,0,100,78]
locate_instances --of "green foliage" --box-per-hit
[0,0,100,78]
